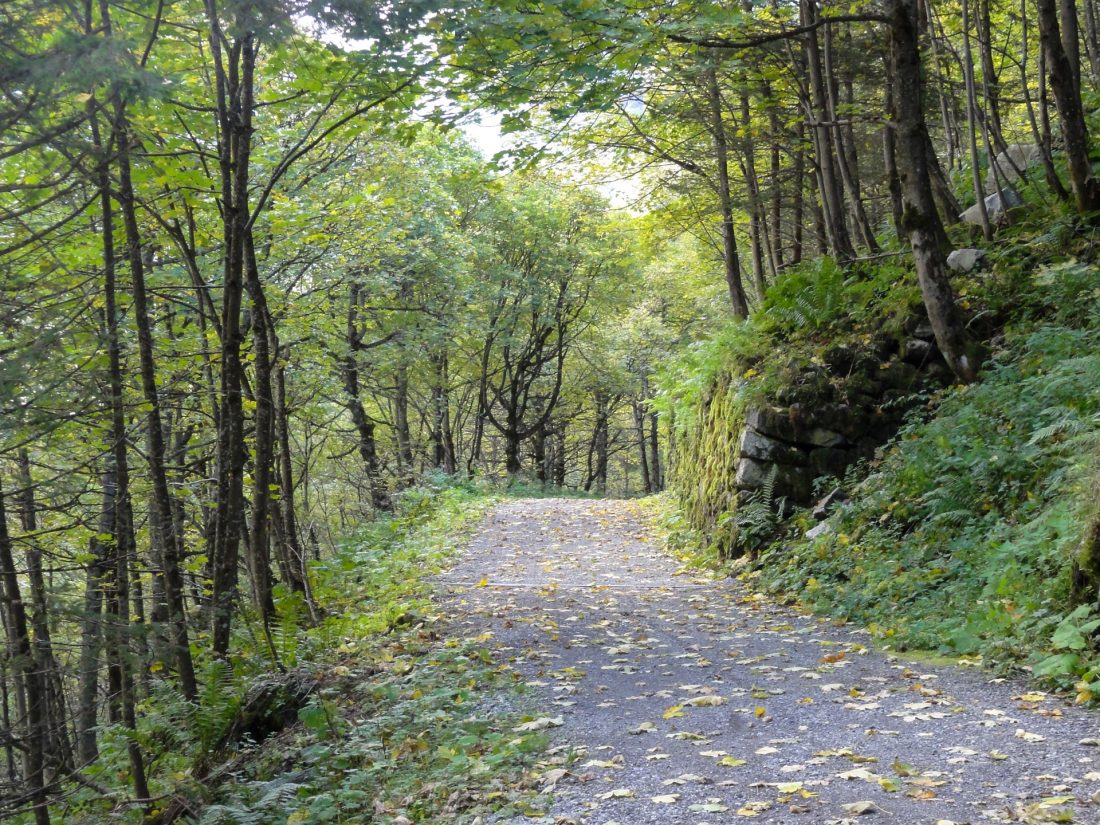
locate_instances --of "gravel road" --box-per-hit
[438,498,1100,825]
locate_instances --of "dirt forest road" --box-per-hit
[438,498,1100,824]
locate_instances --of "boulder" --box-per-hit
[737,428,807,466]
[805,427,848,448]
[745,406,801,445]
[902,337,940,366]
[809,447,851,478]
[960,187,1023,225]
[946,247,987,273]
[878,360,920,390]
[823,344,856,376]
[985,143,1043,191]
[870,333,899,361]
[734,457,813,503]
[805,520,834,540]
[812,486,848,521]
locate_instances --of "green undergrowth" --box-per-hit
[188,477,556,824]
[62,477,558,824]
[198,638,551,825]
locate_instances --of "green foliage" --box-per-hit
[202,640,548,824]
[757,257,917,337]
[185,479,549,824]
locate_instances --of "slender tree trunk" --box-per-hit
[243,236,276,623]
[633,399,652,494]
[824,23,879,252]
[76,495,108,765]
[394,362,414,485]
[205,6,256,657]
[792,129,805,265]
[1038,0,1100,214]
[0,477,49,825]
[962,0,994,240]
[15,453,72,772]
[767,106,784,273]
[553,423,567,487]
[1063,0,1083,93]
[739,85,769,296]
[1084,0,1100,79]
[430,351,457,474]
[273,351,314,613]
[112,105,197,696]
[593,392,609,496]
[801,0,856,262]
[977,0,1003,140]
[888,0,983,383]
[704,67,750,317]
[1022,1,1072,199]
[648,410,662,492]
[883,79,906,241]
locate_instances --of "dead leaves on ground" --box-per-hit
[449,501,1100,823]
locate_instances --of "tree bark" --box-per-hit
[633,399,652,494]
[1038,0,1100,214]
[0,477,49,825]
[962,0,993,240]
[801,0,856,262]
[704,67,750,317]
[243,235,277,624]
[15,452,72,772]
[888,0,983,384]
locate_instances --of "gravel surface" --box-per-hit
[437,498,1100,825]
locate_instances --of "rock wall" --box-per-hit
[675,323,953,554]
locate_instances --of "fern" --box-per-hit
[195,659,242,753]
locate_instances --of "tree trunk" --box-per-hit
[593,392,609,496]
[430,351,457,474]
[888,0,983,383]
[704,67,750,317]
[0,477,50,825]
[801,0,856,262]
[15,452,72,772]
[112,105,197,696]
[394,362,414,485]
[792,128,805,265]
[962,0,994,240]
[273,351,314,612]
[1022,1,1072,199]
[883,79,906,241]
[243,235,277,624]
[1038,0,1100,214]
[824,22,880,252]
[633,399,652,494]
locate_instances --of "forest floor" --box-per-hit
[437,498,1100,825]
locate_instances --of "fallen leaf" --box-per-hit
[843,801,879,815]
[1016,729,1047,743]
[690,802,730,813]
[598,788,634,800]
[512,716,563,732]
